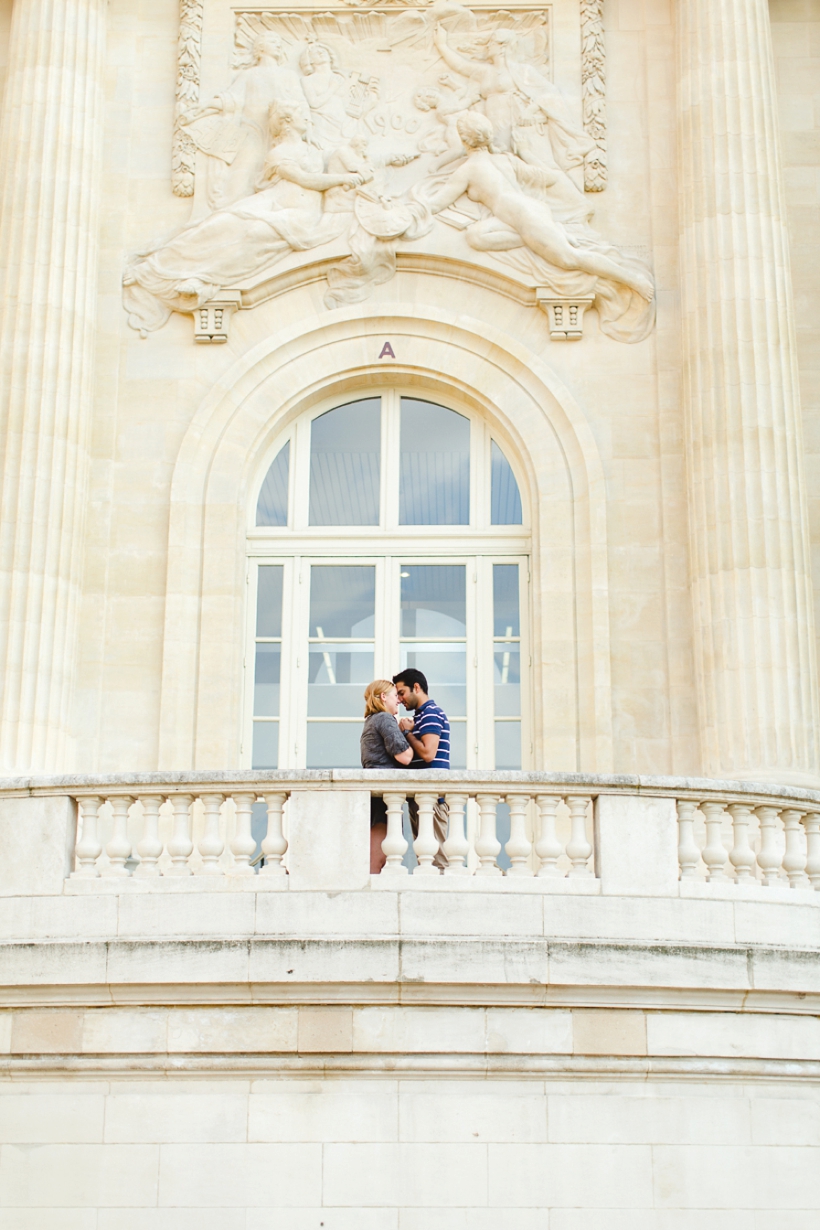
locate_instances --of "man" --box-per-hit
[392,668,449,870]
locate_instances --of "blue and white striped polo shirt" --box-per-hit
[410,699,450,769]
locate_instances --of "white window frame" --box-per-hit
[244,388,531,771]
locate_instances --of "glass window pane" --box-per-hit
[252,721,279,769]
[449,720,467,770]
[306,723,362,769]
[493,564,520,637]
[310,566,375,638]
[495,801,512,871]
[256,565,283,638]
[493,648,520,716]
[309,566,375,722]
[254,644,281,716]
[400,399,469,525]
[309,400,381,526]
[401,646,466,717]
[256,441,289,527]
[491,441,523,525]
[308,645,374,716]
[495,721,521,769]
[401,565,466,637]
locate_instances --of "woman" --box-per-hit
[361,680,413,874]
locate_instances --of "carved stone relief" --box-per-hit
[580,0,606,191]
[172,0,204,198]
[128,3,649,343]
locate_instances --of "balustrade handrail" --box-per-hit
[3,769,819,892]
[3,769,820,812]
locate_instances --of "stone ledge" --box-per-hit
[3,1052,820,1082]
[2,1002,820,1065]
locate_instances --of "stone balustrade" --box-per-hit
[1,771,820,900]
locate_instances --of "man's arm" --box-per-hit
[404,730,440,763]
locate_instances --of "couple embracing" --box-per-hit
[360,669,449,874]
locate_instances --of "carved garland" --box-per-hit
[580,0,606,192]
[172,0,204,198]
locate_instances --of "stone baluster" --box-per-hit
[105,795,133,877]
[566,796,593,877]
[381,792,409,875]
[755,806,783,887]
[700,802,730,882]
[442,793,469,875]
[230,792,257,875]
[260,791,288,876]
[475,794,502,876]
[726,803,757,883]
[134,795,164,877]
[71,795,103,878]
[197,792,224,874]
[0,0,108,771]
[505,794,533,876]
[677,0,820,781]
[802,812,820,891]
[676,799,702,880]
[780,808,808,889]
[413,792,439,876]
[535,794,564,877]
[167,794,194,876]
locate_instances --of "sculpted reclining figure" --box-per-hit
[421,112,654,304]
[123,101,365,335]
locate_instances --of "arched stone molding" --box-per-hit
[157,305,613,774]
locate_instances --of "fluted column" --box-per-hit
[0,0,106,770]
[678,0,820,783]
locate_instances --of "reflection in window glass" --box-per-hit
[256,441,290,527]
[309,400,381,526]
[310,566,375,638]
[493,563,521,769]
[400,400,469,525]
[256,566,284,638]
[306,724,363,769]
[401,565,466,722]
[252,565,284,768]
[307,566,375,768]
[493,564,520,636]
[491,441,522,525]
[401,565,466,637]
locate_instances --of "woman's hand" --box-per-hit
[398,717,414,732]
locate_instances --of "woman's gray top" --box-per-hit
[360,712,410,767]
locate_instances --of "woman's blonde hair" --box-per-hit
[364,679,396,717]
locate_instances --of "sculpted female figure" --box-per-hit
[182,33,307,209]
[433,23,520,150]
[123,102,364,334]
[299,41,350,149]
[433,23,593,180]
[421,112,654,302]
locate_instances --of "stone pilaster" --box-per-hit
[0,0,106,770]
[677,0,820,783]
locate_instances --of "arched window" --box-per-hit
[246,390,529,771]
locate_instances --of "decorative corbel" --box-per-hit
[536,291,595,340]
[193,292,243,344]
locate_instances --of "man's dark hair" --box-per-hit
[392,668,428,694]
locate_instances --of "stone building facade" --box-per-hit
[0,0,819,1225]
